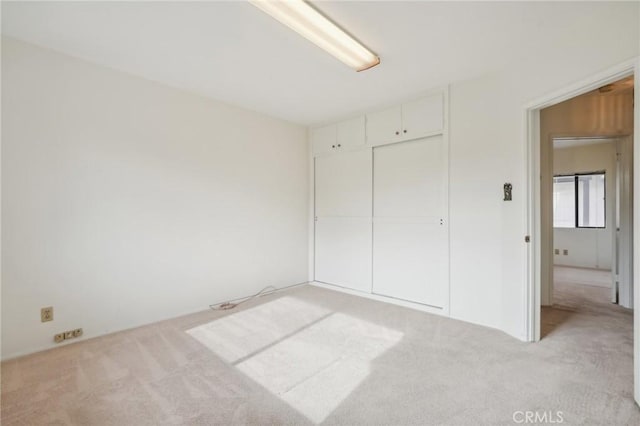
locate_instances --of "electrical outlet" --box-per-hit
[41,307,53,322]
[554,249,560,255]
[54,327,84,344]
[563,249,569,255]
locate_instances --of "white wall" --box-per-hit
[553,142,616,270]
[1,38,309,359]
[554,228,612,270]
[448,3,638,339]
[3,2,639,358]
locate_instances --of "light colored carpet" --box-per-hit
[554,265,612,289]
[1,281,638,425]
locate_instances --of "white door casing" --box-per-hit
[618,136,634,308]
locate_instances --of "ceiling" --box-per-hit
[1,1,637,125]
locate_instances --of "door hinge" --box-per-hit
[525,235,531,243]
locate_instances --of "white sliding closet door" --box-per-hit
[315,150,372,292]
[373,136,448,308]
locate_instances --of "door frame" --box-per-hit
[614,135,635,308]
[524,57,640,404]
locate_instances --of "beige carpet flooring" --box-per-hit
[553,265,612,289]
[1,274,638,425]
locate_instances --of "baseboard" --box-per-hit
[310,281,448,317]
[553,264,612,272]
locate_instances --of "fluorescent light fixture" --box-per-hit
[249,0,380,72]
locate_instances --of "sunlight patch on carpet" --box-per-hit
[186,296,331,363]
[187,297,403,424]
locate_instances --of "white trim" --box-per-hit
[616,135,635,308]
[308,128,315,284]
[311,281,446,316]
[444,85,452,316]
[523,59,636,110]
[312,144,372,159]
[443,85,451,316]
[612,137,621,303]
[524,106,540,341]
[634,57,640,405]
[367,128,445,148]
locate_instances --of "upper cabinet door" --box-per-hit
[312,124,337,155]
[337,116,365,149]
[366,106,402,146]
[401,94,444,139]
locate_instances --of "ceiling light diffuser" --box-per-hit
[249,0,380,72]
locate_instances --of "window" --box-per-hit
[553,176,576,228]
[553,172,605,228]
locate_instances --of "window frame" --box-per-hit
[553,171,606,229]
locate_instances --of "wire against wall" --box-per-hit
[208,281,310,311]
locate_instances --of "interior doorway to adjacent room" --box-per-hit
[546,134,633,320]
[525,64,638,404]
[540,75,634,318]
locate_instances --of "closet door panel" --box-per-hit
[315,148,372,292]
[373,221,446,307]
[372,136,448,308]
[374,136,445,218]
[315,150,372,217]
[315,218,372,293]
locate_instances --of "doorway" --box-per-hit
[544,135,632,338]
[546,136,633,313]
[525,60,639,405]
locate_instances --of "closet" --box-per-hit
[312,90,448,312]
